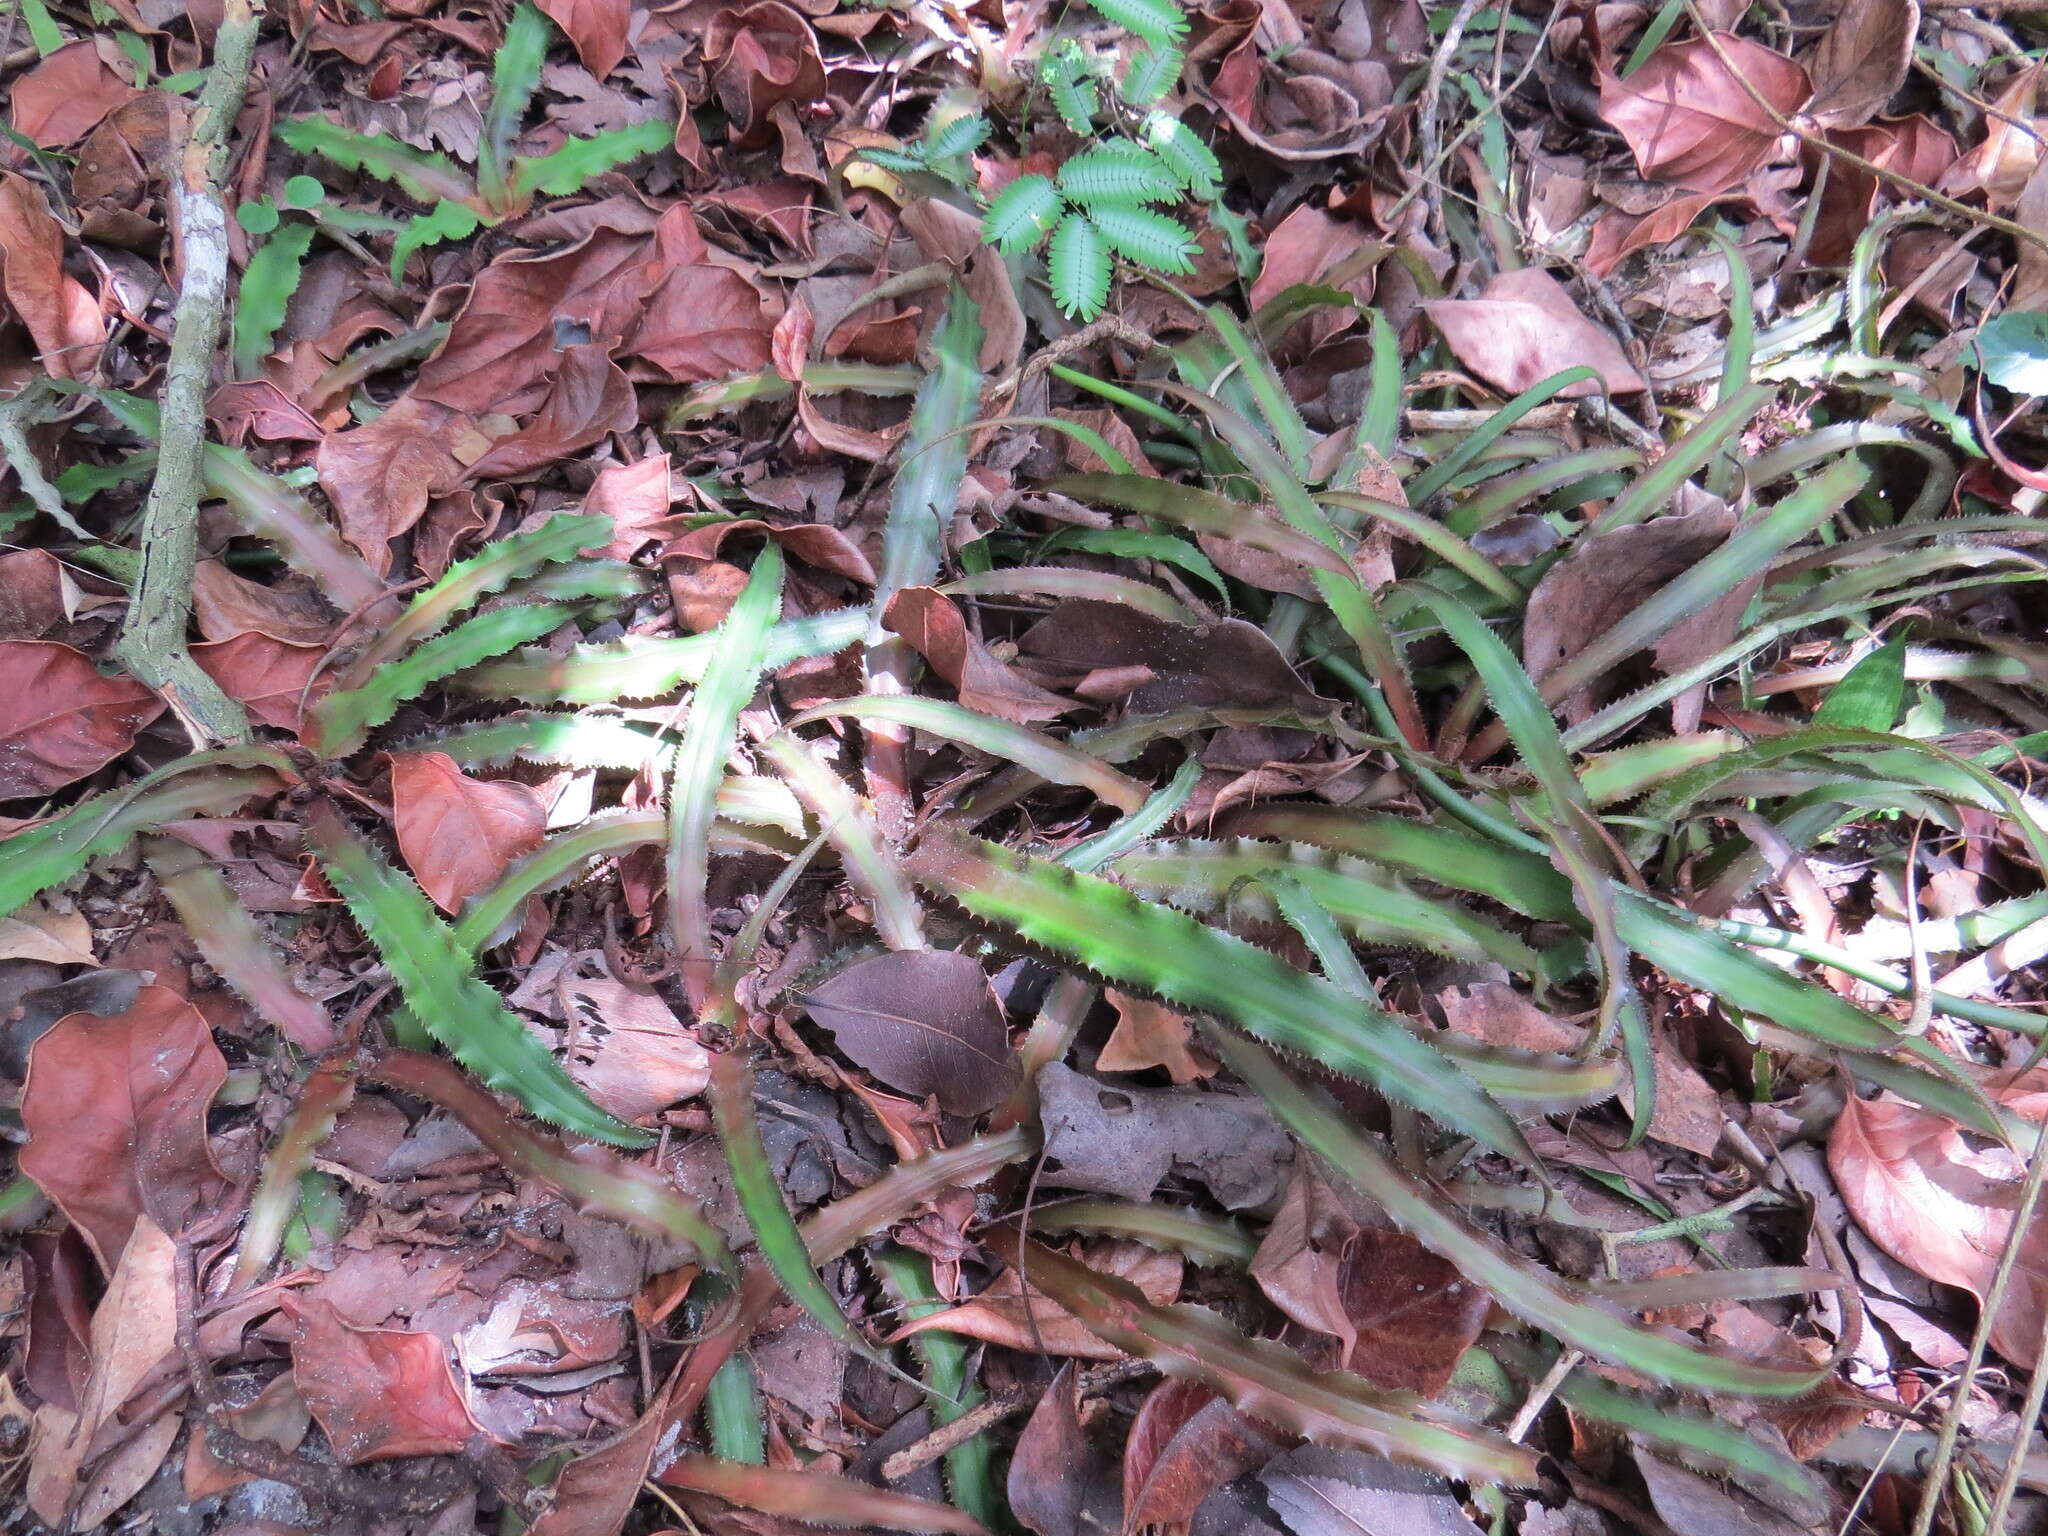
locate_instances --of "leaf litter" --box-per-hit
[3,0,2048,1532]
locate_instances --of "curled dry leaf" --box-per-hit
[389,750,549,914]
[1829,1090,2048,1368]
[1803,0,1917,130]
[285,1294,487,1463]
[584,452,675,559]
[1598,34,1810,194]
[892,1238,1184,1359]
[1937,60,2045,207]
[465,344,639,482]
[0,174,108,380]
[883,587,1074,725]
[18,985,227,1272]
[1096,988,1217,1083]
[702,1,827,149]
[314,395,466,575]
[1124,1378,1282,1533]
[1009,1362,1122,1536]
[1424,267,1645,399]
[801,949,1021,1116]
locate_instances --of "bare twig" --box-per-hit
[1506,1348,1581,1442]
[1413,0,1491,245]
[114,0,263,747]
[1980,1296,2048,1535]
[879,1357,1155,1482]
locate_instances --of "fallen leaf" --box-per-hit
[389,751,548,913]
[18,985,227,1271]
[1038,1061,1292,1210]
[0,901,97,966]
[1424,267,1645,399]
[662,1453,991,1533]
[702,1,826,149]
[1095,988,1217,1083]
[465,344,638,481]
[1598,34,1810,194]
[1829,1091,2048,1368]
[661,517,876,585]
[893,1238,1182,1358]
[191,633,333,735]
[801,950,1021,1116]
[286,1294,487,1463]
[882,587,1074,725]
[1124,1378,1281,1532]
[1261,1445,1488,1536]
[1632,1442,1812,1536]
[1248,205,1380,349]
[1009,1363,1120,1536]
[189,560,335,645]
[8,42,139,148]
[1937,59,2044,206]
[1521,494,1734,723]
[585,452,674,559]
[314,395,465,574]
[1332,1225,1491,1396]
[626,210,777,384]
[557,967,711,1121]
[24,1215,179,1529]
[530,1378,674,1536]
[1437,982,1581,1053]
[536,0,629,81]
[901,196,1027,375]
[0,174,109,379]
[1804,0,1917,129]
[1019,600,1326,713]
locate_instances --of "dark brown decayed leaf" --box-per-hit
[1598,34,1811,193]
[388,750,548,914]
[1260,1445,1488,1536]
[1124,1378,1281,1532]
[529,1379,674,1536]
[801,950,1020,1115]
[286,1295,488,1463]
[884,587,1074,725]
[1333,1226,1491,1397]
[1019,600,1324,713]
[1424,268,1645,399]
[1803,0,1917,129]
[18,985,227,1271]
[1009,1363,1120,1536]
[0,640,165,798]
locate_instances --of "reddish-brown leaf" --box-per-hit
[1334,1225,1491,1397]
[414,228,651,415]
[627,258,776,384]
[801,950,1021,1115]
[1246,205,1380,350]
[388,751,548,913]
[0,640,164,799]
[191,632,332,735]
[1598,34,1810,194]
[1829,1092,2048,1368]
[314,395,465,575]
[661,517,876,585]
[663,1454,990,1533]
[465,344,638,481]
[1010,1363,1120,1536]
[536,0,630,80]
[189,559,336,645]
[1937,60,2043,207]
[530,1381,674,1536]
[0,174,109,380]
[701,1,827,149]
[882,587,1074,725]
[584,452,674,559]
[18,985,227,1271]
[1095,988,1217,1083]
[1424,267,1645,399]
[1804,0,1917,129]
[1123,1379,1279,1533]
[285,1295,485,1463]
[8,42,139,148]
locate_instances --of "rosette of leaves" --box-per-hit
[275,2,670,278]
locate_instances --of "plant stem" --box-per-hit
[115,0,263,747]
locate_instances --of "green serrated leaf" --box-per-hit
[982,173,1062,256]
[275,117,478,205]
[232,222,315,378]
[481,0,552,208]
[1814,633,1910,731]
[305,802,650,1147]
[510,118,674,203]
[1975,310,2048,395]
[1049,213,1112,321]
[391,199,485,281]
[1058,142,1181,206]
[1087,203,1200,274]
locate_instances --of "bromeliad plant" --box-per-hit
[276,2,670,278]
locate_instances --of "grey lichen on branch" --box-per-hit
[114,0,267,747]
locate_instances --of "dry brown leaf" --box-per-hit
[314,395,465,574]
[0,174,108,379]
[1123,1379,1280,1533]
[1937,60,2045,207]
[286,1295,489,1463]
[584,452,674,559]
[18,985,228,1271]
[191,632,333,736]
[1598,34,1810,194]
[1424,268,1645,399]
[1095,987,1217,1083]
[892,1240,1182,1359]
[1805,0,1916,129]
[8,42,139,148]
[535,0,629,80]
[1008,1362,1120,1536]
[882,586,1074,725]
[801,950,1021,1116]
[389,751,548,913]
[557,968,711,1122]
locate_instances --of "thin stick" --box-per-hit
[114,0,263,747]
[1413,0,1490,244]
[1981,1296,2048,1536]
[879,1358,1154,1482]
[1506,1348,1581,1442]
[1908,1105,2048,1536]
